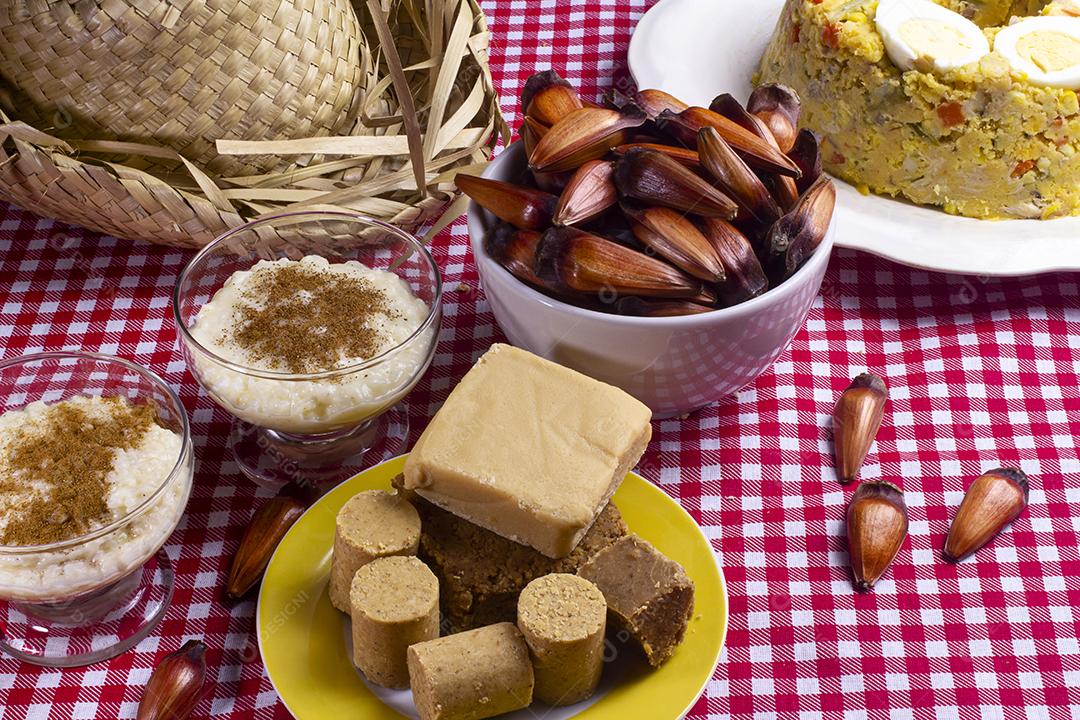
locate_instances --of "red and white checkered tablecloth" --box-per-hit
[2,1,1080,718]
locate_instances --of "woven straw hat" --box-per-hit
[0,0,506,247]
[1,0,366,177]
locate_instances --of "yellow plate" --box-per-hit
[258,455,727,719]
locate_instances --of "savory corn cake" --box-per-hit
[945,0,1063,26]
[758,0,1080,219]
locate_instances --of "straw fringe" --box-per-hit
[0,0,507,248]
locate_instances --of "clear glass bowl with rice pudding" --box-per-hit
[0,352,193,667]
[173,211,443,489]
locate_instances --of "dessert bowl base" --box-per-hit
[0,549,174,668]
[230,406,410,491]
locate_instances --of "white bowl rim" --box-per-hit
[468,141,835,328]
[0,351,193,555]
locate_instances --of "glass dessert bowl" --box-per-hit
[173,211,443,489]
[0,352,193,667]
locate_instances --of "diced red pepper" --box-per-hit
[791,22,802,44]
[937,102,965,128]
[822,23,841,49]
[1011,159,1036,178]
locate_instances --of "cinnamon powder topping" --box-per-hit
[227,262,401,373]
[0,397,155,546]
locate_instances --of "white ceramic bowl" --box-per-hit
[467,142,835,418]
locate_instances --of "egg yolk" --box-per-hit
[1016,30,1080,73]
[899,19,978,64]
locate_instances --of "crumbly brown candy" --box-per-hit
[407,623,534,720]
[517,573,607,706]
[393,475,628,630]
[350,556,439,689]
[578,534,695,667]
[329,490,421,613]
[227,262,401,373]
[0,397,155,546]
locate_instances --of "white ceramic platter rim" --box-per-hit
[628,0,1080,277]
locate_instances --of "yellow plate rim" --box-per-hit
[258,454,728,719]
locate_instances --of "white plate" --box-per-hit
[628,0,1080,277]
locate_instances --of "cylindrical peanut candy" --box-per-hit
[407,622,534,720]
[329,489,420,612]
[517,573,607,706]
[350,555,439,689]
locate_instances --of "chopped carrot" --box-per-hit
[1011,159,1036,178]
[822,23,841,49]
[937,102,965,128]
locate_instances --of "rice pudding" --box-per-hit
[0,395,190,603]
[188,255,433,434]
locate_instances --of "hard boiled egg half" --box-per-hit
[876,0,991,73]
[995,16,1080,88]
